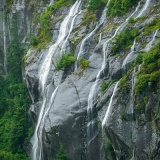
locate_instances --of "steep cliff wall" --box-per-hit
[1,0,160,159]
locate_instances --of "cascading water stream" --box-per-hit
[86,0,152,158]
[135,0,151,18]
[38,0,81,92]
[3,14,7,73]
[31,1,81,160]
[122,39,136,67]
[102,81,119,127]
[75,1,110,70]
[145,29,159,52]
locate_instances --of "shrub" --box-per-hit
[78,58,89,69]
[104,140,116,160]
[30,35,40,47]
[100,80,113,94]
[107,0,139,16]
[87,0,102,9]
[55,53,76,71]
[143,18,160,36]
[134,53,143,65]
[135,39,160,94]
[111,28,140,55]
[56,144,69,160]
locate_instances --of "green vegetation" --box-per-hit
[56,144,70,160]
[107,0,139,16]
[55,53,76,71]
[143,18,160,36]
[128,16,146,24]
[111,28,140,55]
[0,13,32,159]
[29,34,40,47]
[135,39,160,94]
[134,53,143,65]
[5,0,13,9]
[81,11,96,27]
[30,0,74,49]
[78,58,89,70]
[87,0,102,9]
[100,80,114,94]
[104,140,116,160]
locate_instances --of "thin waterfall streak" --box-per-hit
[61,1,81,52]
[86,1,142,152]
[49,0,54,5]
[100,0,143,74]
[32,98,47,160]
[75,7,107,70]
[99,33,102,44]
[3,18,7,73]
[145,29,159,52]
[32,1,81,159]
[38,0,81,92]
[136,0,151,18]
[39,86,59,160]
[131,39,136,52]
[102,81,119,127]
[122,39,136,67]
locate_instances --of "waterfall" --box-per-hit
[86,0,151,159]
[145,29,159,52]
[31,1,81,159]
[99,33,102,44]
[49,0,54,5]
[75,5,108,70]
[32,86,59,160]
[3,13,7,73]
[38,0,81,92]
[135,0,151,18]
[122,39,136,67]
[102,82,119,127]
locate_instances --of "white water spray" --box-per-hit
[32,1,81,159]
[102,82,119,127]
[38,0,81,92]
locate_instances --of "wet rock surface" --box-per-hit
[2,0,160,159]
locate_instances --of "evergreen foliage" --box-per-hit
[87,0,102,9]
[0,12,32,159]
[107,0,139,16]
[56,144,69,160]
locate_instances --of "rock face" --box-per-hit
[2,0,160,159]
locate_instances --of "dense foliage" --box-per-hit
[100,80,113,94]
[0,13,32,159]
[56,144,70,160]
[87,0,107,10]
[5,0,13,9]
[107,0,139,16]
[111,28,140,55]
[135,39,160,94]
[55,53,76,71]
[78,58,89,70]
